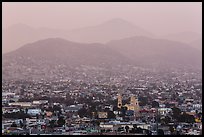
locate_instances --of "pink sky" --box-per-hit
[2,2,202,35]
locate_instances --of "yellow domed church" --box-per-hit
[117,93,140,114]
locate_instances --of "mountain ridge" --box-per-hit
[3,37,202,80]
[3,18,154,53]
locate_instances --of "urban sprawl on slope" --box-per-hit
[2,66,202,135]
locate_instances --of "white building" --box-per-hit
[158,108,172,115]
[100,121,150,131]
[27,109,42,116]
[8,102,32,107]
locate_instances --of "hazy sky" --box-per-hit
[2,2,202,35]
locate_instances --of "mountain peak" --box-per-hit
[102,18,135,26]
[107,18,129,22]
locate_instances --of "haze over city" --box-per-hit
[2,2,202,135]
[2,2,202,53]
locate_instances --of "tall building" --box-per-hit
[125,95,140,112]
[117,93,122,108]
[130,96,136,105]
[134,97,140,118]
[117,93,140,117]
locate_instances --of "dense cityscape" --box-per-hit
[2,65,202,135]
[2,2,202,136]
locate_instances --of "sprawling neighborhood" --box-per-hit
[2,66,202,135]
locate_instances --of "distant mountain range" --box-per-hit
[2,18,154,54]
[3,36,201,80]
[107,36,201,68]
[3,18,201,54]
[162,31,201,43]
[3,38,130,67]
[64,18,154,43]
[2,18,202,80]
[188,38,202,51]
[161,31,202,50]
[2,38,131,80]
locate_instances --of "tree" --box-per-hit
[152,101,159,108]
[169,125,175,135]
[158,129,164,135]
[163,116,171,124]
[133,124,137,129]
[49,120,55,130]
[125,125,129,133]
[107,111,116,119]
[144,129,152,135]
[3,111,31,119]
[19,120,24,128]
[100,129,105,135]
[180,112,195,123]
[25,108,28,114]
[171,107,181,121]
[131,124,138,133]
[77,107,87,118]
[22,118,27,129]
[41,110,45,119]
[172,107,181,115]
[57,116,65,127]
[53,105,61,112]
[11,122,17,127]
[92,120,100,127]
[197,112,202,119]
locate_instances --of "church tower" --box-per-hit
[130,96,136,106]
[130,95,140,112]
[135,96,140,112]
[117,93,122,108]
